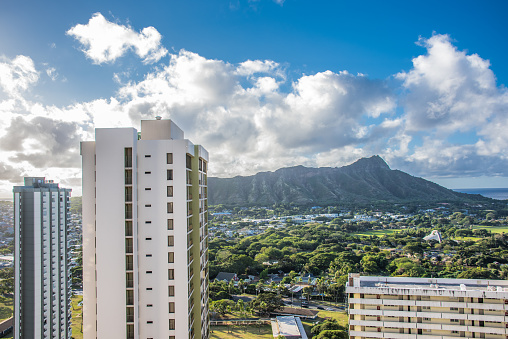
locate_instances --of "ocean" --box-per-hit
[453,188,508,200]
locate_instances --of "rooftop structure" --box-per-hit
[270,316,308,339]
[423,230,442,243]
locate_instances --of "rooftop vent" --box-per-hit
[155,116,162,120]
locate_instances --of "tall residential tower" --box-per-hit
[81,118,209,339]
[13,177,72,339]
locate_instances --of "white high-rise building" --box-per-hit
[13,177,72,339]
[81,118,209,339]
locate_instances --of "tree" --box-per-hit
[281,276,292,284]
[403,242,424,256]
[238,280,245,294]
[457,268,497,279]
[228,280,235,295]
[311,319,347,337]
[250,292,284,316]
[236,299,246,317]
[256,281,265,296]
[316,278,328,301]
[486,212,496,220]
[0,268,13,280]
[210,299,236,317]
[0,277,13,295]
[315,330,348,339]
[302,286,313,301]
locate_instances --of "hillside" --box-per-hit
[208,155,482,206]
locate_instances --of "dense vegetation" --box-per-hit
[209,211,508,282]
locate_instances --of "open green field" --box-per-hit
[473,225,508,233]
[352,229,401,237]
[210,325,273,338]
[453,236,482,241]
[71,294,83,339]
[453,225,508,242]
[315,310,348,327]
[0,295,13,322]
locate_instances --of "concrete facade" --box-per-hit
[81,119,209,339]
[13,177,72,339]
[346,274,508,339]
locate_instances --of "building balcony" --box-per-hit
[350,308,506,323]
[350,321,508,336]
[350,298,508,311]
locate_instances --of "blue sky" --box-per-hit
[0,0,507,196]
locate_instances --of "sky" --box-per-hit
[0,0,508,197]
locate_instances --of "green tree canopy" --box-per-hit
[250,292,284,316]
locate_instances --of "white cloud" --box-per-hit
[391,34,508,178]
[45,67,58,81]
[397,34,505,134]
[392,138,508,178]
[0,55,39,97]
[67,13,168,64]
[2,32,508,197]
[100,52,396,177]
[236,60,280,76]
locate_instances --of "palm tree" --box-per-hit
[238,280,245,294]
[316,278,328,301]
[302,286,313,302]
[270,281,277,293]
[228,279,235,295]
[236,299,245,318]
[256,281,264,296]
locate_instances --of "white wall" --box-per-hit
[137,138,194,339]
[95,128,138,339]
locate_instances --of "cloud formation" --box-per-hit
[0,55,39,98]
[0,27,508,196]
[67,13,168,64]
[391,34,508,178]
[398,34,505,134]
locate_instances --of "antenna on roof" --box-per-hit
[155,116,162,120]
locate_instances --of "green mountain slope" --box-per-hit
[208,155,480,206]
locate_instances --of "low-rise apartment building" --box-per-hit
[346,274,508,339]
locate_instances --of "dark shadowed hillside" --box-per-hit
[208,155,481,206]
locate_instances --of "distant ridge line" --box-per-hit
[208,155,492,206]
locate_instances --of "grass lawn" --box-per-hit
[0,295,13,322]
[473,225,508,233]
[71,294,83,339]
[453,236,482,241]
[352,229,401,237]
[453,225,508,242]
[210,325,273,338]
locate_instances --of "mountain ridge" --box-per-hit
[208,156,482,206]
